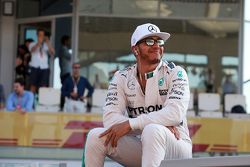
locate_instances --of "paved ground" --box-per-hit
[0,159,122,167]
[0,146,122,167]
[1,146,249,167]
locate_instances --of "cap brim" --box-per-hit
[139,32,170,42]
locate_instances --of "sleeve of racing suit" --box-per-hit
[103,71,128,128]
[129,66,190,130]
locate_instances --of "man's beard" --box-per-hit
[150,57,161,64]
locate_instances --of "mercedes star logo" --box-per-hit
[148,25,157,33]
[127,79,135,90]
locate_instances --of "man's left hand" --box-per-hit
[99,120,131,148]
[80,96,86,102]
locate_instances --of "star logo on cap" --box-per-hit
[148,25,157,33]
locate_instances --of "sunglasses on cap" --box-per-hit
[137,38,165,47]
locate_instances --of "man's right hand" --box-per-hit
[99,120,131,148]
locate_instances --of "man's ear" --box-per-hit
[135,50,138,55]
[132,46,139,56]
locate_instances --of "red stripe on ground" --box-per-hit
[0,141,17,144]
[64,121,103,129]
[192,144,209,152]
[32,143,60,146]
[210,148,237,152]
[33,139,62,142]
[0,143,17,146]
[213,144,237,148]
[62,132,86,148]
[188,124,201,138]
[0,138,17,141]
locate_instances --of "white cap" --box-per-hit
[131,23,170,47]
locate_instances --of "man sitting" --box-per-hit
[6,78,34,113]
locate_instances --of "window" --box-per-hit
[25,28,37,42]
[186,54,207,65]
[162,53,185,63]
[222,56,239,66]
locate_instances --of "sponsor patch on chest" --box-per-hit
[127,104,162,118]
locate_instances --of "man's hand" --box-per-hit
[166,126,180,140]
[80,96,86,102]
[70,92,78,98]
[45,36,50,43]
[99,120,131,148]
[16,108,26,114]
[45,37,55,56]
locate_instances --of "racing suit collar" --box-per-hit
[144,60,163,80]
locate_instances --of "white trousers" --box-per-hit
[84,124,192,167]
[63,98,86,113]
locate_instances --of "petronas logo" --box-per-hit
[158,78,164,86]
[177,71,183,78]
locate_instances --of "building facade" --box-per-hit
[0,0,249,112]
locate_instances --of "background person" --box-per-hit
[28,28,55,94]
[204,68,215,93]
[61,63,94,112]
[222,74,237,95]
[6,78,34,113]
[16,38,34,89]
[59,35,72,84]
[59,35,72,111]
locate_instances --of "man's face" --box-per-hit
[37,31,45,42]
[72,64,80,77]
[135,36,164,64]
[14,83,24,95]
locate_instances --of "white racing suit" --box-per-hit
[85,60,192,167]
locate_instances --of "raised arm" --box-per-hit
[45,38,55,56]
[29,42,41,53]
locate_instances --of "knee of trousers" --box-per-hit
[86,128,105,147]
[141,124,172,143]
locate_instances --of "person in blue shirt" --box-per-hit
[6,78,34,113]
[61,62,94,111]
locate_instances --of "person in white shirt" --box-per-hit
[29,28,55,93]
[84,23,192,167]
